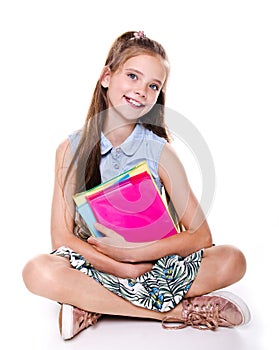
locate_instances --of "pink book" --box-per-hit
[86,171,177,243]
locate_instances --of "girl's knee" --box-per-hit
[223,245,247,281]
[234,246,247,278]
[22,254,52,294]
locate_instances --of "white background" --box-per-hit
[1,1,278,349]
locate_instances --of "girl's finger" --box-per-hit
[94,223,123,239]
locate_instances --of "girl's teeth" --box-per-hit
[129,98,141,107]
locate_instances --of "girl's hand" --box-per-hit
[91,223,130,247]
[120,261,154,279]
[87,223,150,262]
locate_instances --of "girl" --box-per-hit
[22,31,250,340]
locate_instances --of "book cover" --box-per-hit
[73,161,149,237]
[85,169,178,243]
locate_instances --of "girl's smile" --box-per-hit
[124,96,145,108]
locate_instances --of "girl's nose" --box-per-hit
[135,83,147,98]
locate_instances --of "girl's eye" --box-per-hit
[150,84,159,91]
[128,73,137,80]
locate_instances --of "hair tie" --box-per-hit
[133,31,146,39]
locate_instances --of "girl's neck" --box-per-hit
[103,116,137,147]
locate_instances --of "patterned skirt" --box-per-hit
[52,246,203,313]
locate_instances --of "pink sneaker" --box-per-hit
[59,304,102,340]
[162,291,251,330]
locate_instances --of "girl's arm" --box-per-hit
[89,142,213,262]
[50,140,153,278]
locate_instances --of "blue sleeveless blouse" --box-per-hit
[69,123,167,191]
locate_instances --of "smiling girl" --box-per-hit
[22,31,250,340]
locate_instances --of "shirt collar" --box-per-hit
[100,133,113,155]
[100,123,144,156]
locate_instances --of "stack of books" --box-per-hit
[73,161,178,243]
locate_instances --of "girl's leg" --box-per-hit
[186,244,247,298]
[22,244,246,321]
[22,253,165,320]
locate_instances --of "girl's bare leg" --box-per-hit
[22,253,165,320]
[22,244,246,320]
[187,244,246,297]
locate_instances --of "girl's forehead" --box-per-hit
[122,54,167,81]
[123,54,164,68]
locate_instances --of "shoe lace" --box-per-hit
[162,302,229,330]
[78,312,102,330]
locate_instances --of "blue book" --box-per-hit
[76,201,103,237]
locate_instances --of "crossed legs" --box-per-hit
[22,245,246,321]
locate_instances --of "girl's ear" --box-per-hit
[100,66,111,88]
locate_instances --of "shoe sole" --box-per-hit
[209,290,251,325]
[59,304,74,340]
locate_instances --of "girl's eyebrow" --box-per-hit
[124,68,163,86]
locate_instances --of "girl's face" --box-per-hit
[101,54,167,121]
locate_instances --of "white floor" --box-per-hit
[14,299,260,350]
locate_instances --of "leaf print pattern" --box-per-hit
[53,246,203,312]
